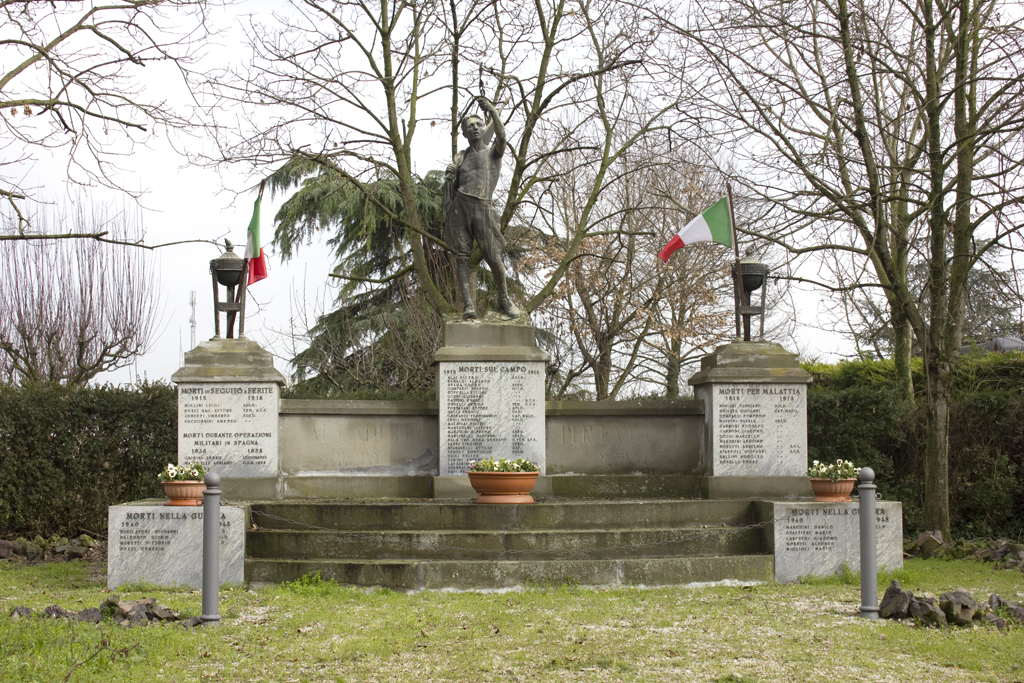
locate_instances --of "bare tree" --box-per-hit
[0,206,160,384]
[0,0,212,225]
[525,138,734,400]
[665,0,1024,538]
[204,0,680,319]
[832,249,1024,358]
[643,154,740,396]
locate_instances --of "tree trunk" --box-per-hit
[395,159,453,316]
[594,344,612,401]
[920,0,951,543]
[891,309,914,401]
[922,359,952,540]
[666,338,681,397]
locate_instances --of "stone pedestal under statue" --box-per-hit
[433,321,550,481]
[689,341,814,499]
[171,339,287,479]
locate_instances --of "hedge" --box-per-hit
[806,356,1024,539]
[0,382,176,538]
[3,356,1022,541]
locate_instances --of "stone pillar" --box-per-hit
[688,341,813,499]
[171,339,287,479]
[433,321,550,477]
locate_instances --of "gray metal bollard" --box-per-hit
[858,466,879,619]
[201,472,221,627]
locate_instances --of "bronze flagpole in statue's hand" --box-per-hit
[479,64,495,146]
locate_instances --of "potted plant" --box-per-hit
[467,457,541,504]
[807,459,860,502]
[158,461,208,506]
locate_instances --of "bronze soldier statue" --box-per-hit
[443,96,520,320]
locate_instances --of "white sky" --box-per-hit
[10,1,853,387]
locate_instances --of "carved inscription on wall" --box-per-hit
[279,415,438,474]
[711,383,806,476]
[438,361,545,476]
[545,416,700,475]
[177,382,278,477]
[107,505,244,589]
[772,501,903,583]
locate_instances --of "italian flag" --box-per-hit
[658,196,733,262]
[244,193,268,285]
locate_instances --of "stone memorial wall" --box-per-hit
[279,404,438,476]
[769,501,903,583]
[706,383,806,476]
[178,382,279,478]
[438,361,545,476]
[107,503,245,589]
[544,403,702,475]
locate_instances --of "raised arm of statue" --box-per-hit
[477,96,505,158]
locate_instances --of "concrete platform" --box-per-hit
[224,473,806,502]
[246,556,774,591]
[245,498,775,589]
[248,527,765,561]
[700,476,814,500]
[249,498,757,530]
[433,474,704,499]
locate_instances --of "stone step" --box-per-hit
[249,499,756,532]
[221,474,713,503]
[247,526,766,562]
[245,555,775,590]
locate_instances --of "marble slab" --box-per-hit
[107,503,245,589]
[771,501,903,583]
[178,382,278,477]
[280,413,438,476]
[704,383,806,476]
[438,361,546,476]
[546,414,701,474]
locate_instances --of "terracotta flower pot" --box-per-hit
[809,477,857,503]
[161,480,206,506]
[467,471,540,504]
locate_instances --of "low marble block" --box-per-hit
[438,361,546,476]
[280,412,438,477]
[178,382,278,478]
[771,501,903,583]
[701,383,807,476]
[107,502,245,589]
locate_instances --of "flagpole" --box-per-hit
[726,182,745,339]
[246,178,266,278]
[235,179,267,339]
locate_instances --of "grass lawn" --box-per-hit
[1,558,1023,682]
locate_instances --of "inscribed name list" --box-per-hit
[771,501,903,583]
[107,504,244,589]
[711,383,806,476]
[438,361,545,476]
[178,382,278,478]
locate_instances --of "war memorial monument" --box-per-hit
[108,101,901,590]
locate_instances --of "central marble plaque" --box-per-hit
[707,383,806,476]
[178,382,278,478]
[438,361,545,476]
[107,502,245,589]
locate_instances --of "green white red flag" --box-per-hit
[244,192,268,285]
[658,196,733,262]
